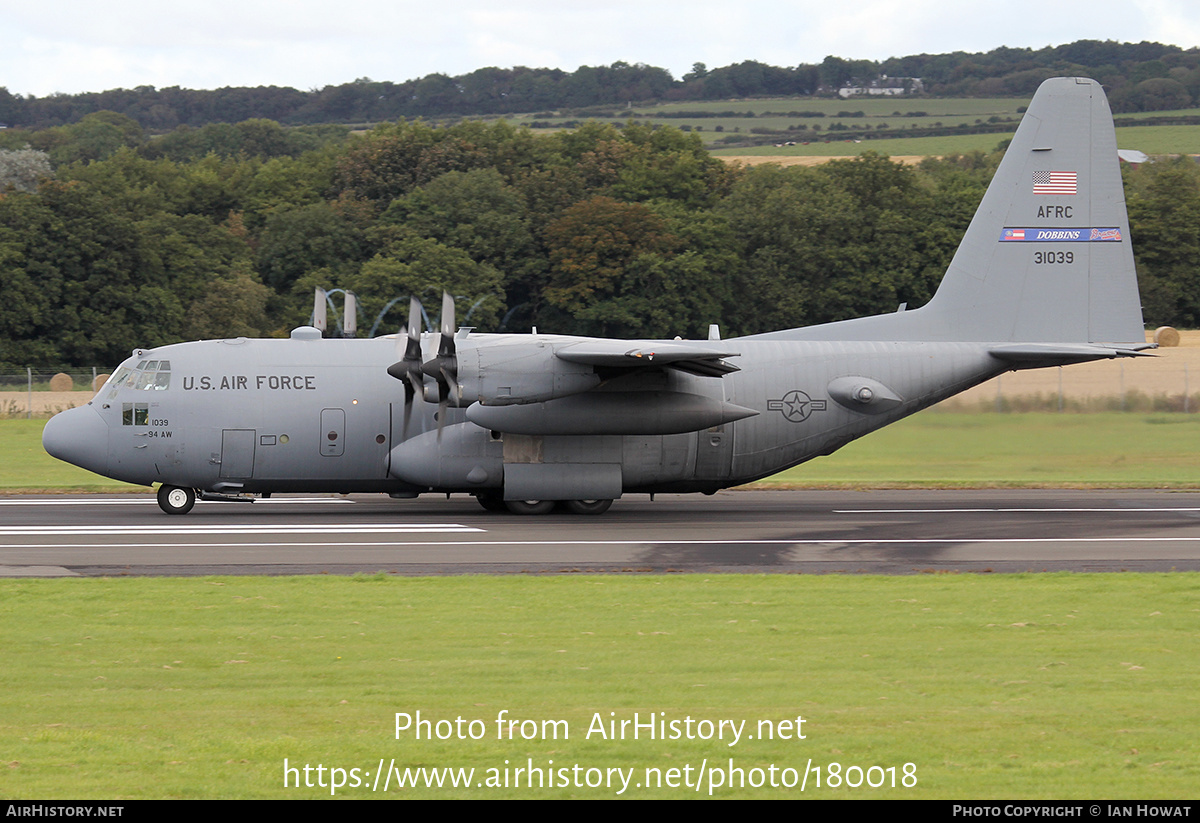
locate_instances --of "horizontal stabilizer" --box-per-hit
[989,343,1155,367]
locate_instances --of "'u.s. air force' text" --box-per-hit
[183,375,316,391]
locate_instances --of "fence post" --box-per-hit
[26,367,32,420]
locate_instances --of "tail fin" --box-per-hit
[757,76,1146,345]
[923,76,1143,344]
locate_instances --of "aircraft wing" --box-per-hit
[554,341,741,377]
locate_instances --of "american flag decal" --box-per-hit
[1033,171,1077,195]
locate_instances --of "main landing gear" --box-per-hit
[156,484,196,515]
[474,495,613,515]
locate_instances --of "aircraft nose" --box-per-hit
[42,405,110,477]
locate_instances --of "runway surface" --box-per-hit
[2,489,1200,577]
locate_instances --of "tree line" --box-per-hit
[0,114,1197,369]
[3,40,1200,133]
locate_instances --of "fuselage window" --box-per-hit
[121,402,150,426]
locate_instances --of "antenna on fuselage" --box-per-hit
[313,288,328,334]
[343,291,357,338]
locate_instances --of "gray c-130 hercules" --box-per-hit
[44,77,1151,515]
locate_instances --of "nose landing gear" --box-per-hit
[156,484,196,515]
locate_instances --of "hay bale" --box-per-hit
[48,373,73,392]
[1154,326,1181,347]
[92,373,111,392]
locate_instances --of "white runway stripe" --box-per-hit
[835,507,1200,514]
[0,498,356,505]
[3,536,1200,549]
[0,524,483,536]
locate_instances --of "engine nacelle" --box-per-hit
[453,337,601,406]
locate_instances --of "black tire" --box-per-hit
[562,499,613,515]
[505,499,555,515]
[157,485,196,515]
[475,494,508,513]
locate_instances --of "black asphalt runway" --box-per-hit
[3,489,1200,577]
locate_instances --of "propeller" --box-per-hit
[386,297,426,437]
[420,292,458,437]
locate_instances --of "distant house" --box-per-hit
[838,76,924,99]
[1117,149,1150,167]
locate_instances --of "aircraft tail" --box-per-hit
[752,76,1146,346]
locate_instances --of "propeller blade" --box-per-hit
[421,291,458,401]
[387,295,431,438]
[404,296,424,401]
[436,292,457,440]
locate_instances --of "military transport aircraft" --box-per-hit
[43,77,1150,515]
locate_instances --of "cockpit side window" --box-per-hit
[109,361,170,397]
[106,367,132,400]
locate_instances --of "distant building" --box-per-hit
[838,76,924,98]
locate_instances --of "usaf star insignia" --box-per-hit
[767,390,827,422]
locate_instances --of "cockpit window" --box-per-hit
[108,360,170,398]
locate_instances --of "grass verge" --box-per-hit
[0,419,144,492]
[751,412,1200,489]
[3,573,1198,799]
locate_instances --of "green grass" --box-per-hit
[499,95,1200,154]
[2,574,1198,798]
[1115,125,1200,155]
[710,124,1200,158]
[0,419,144,491]
[645,97,1028,118]
[712,132,1015,157]
[758,412,1200,488]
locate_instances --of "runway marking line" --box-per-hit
[6,537,1200,550]
[0,524,484,536]
[0,498,356,505]
[835,507,1200,514]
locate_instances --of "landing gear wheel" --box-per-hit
[157,485,196,515]
[562,499,613,515]
[505,499,555,515]
[475,494,507,513]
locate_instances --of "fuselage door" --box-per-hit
[219,429,256,478]
[321,408,345,457]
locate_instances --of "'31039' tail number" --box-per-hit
[1034,251,1074,264]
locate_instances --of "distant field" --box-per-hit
[645,97,1027,117]
[712,125,1200,158]
[714,133,1013,158]
[498,96,1200,156]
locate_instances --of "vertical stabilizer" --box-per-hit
[923,76,1143,344]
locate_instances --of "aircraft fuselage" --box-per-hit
[45,331,1007,503]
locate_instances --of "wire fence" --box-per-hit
[939,359,1197,414]
[0,368,112,419]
